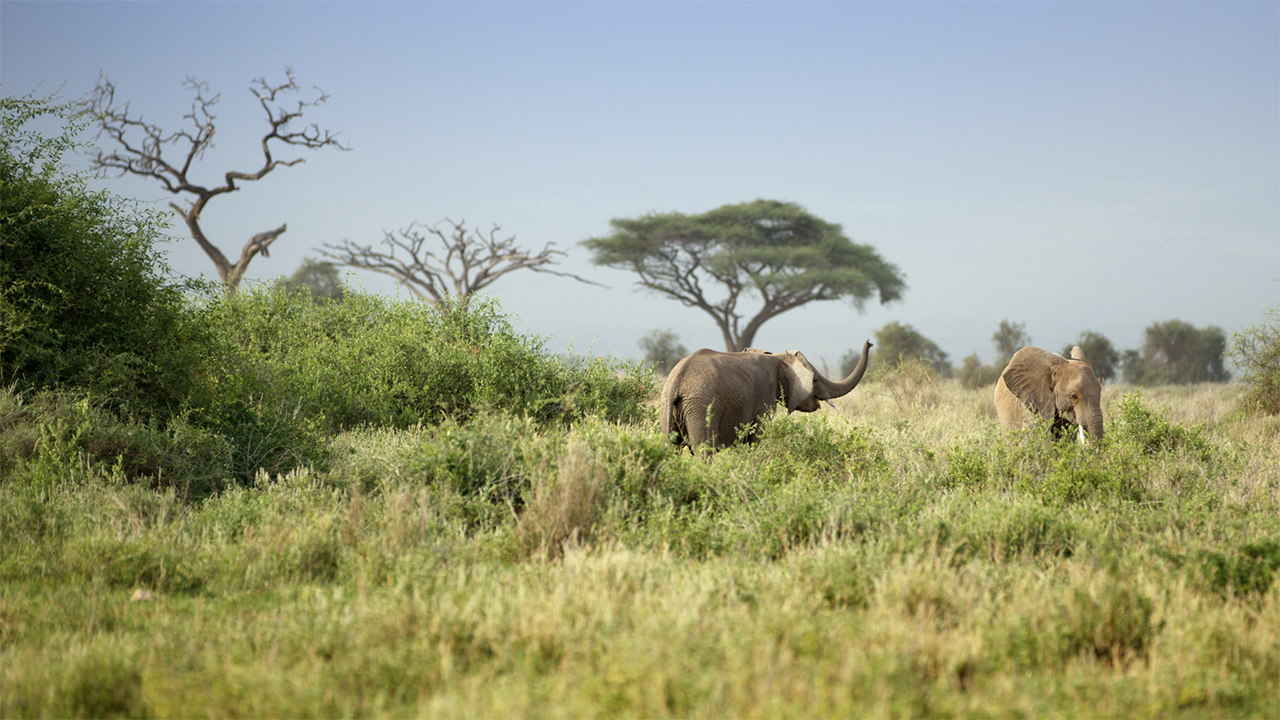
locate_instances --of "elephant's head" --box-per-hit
[758,340,873,413]
[1001,345,1105,440]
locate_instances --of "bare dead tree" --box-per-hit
[318,218,603,311]
[80,67,349,294]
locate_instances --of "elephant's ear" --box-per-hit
[1001,346,1066,420]
[780,351,816,411]
[1070,345,1087,362]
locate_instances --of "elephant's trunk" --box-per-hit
[815,340,873,399]
[1083,406,1105,441]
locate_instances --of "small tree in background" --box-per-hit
[844,321,951,378]
[1123,319,1230,385]
[319,218,600,313]
[274,257,346,303]
[1062,330,1119,382]
[1229,302,1280,415]
[993,320,1032,365]
[637,329,688,376]
[957,353,1002,389]
[954,320,1033,389]
[80,68,348,295]
[1121,349,1146,385]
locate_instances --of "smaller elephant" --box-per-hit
[995,345,1104,442]
[660,340,872,451]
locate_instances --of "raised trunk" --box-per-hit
[814,340,873,399]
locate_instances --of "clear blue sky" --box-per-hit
[4,1,1277,368]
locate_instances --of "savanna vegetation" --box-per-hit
[4,95,1279,719]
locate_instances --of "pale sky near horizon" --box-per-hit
[3,1,1277,368]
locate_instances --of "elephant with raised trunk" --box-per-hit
[660,340,872,451]
[995,345,1104,442]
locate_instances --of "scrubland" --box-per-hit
[2,372,1277,719]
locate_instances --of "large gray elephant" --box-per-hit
[995,345,1104,441]
[660,340,872,451]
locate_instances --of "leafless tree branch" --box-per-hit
[79,67,349,294]
[318,218,604,311]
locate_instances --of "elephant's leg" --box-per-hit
[680,400,724,450]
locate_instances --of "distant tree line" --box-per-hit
[836,319,1228,388]
[645,316,1232,389]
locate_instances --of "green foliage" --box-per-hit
[956,352,1003,389]
[992,320,1032,365]
[870,355,943,411]
[1033,442,1144,504]
[637,328,688,375]
[852,320,951,377]
[1000,575,1156,669]
[1159,540,1280,600]
[1,94,205,421]
[1063,330,1120,382]
[583,199,905,351]
[1109,390,1213,460]
[1124,319,1230,385]
[1229,302,1280,415]
[272,256,347,303]
[1,388,232,497]
[3,340,1278,717]
[196,288,652,433]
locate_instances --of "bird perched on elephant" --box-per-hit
[995,345,1104,442]
[660,340,872,452]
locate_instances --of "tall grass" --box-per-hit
[2,376,1277,718]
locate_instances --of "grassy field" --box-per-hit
[2,377,1277,718]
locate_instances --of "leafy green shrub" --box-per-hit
[1109,391,1213,460]
[998,575,1156,670]
[1160,540,1280,600]
[921,497,1079,563]
[751,412,887,483]
[1229,303,1280,415]
[59,649,147,719]
[1,94,205,423]
[1034,443,1144,505]
[1059,580,1156,667]
[196,288,652,434]
[944,445,989,489]
[1,390,233,497]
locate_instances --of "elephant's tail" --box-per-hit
[659,391,682,446]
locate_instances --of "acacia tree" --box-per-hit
[80,68,348,294]
[582,200,906,352]
[319,218,601,312]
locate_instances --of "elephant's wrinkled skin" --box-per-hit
[660,340,872,451]
[995,345,1104,442]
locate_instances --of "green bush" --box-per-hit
[1160,540,1280,600]
[1,94,205,423]
[1229,303,1280,415]
[1109,391,1213,460]
[1,389,232,498]
[195,288,652,435]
